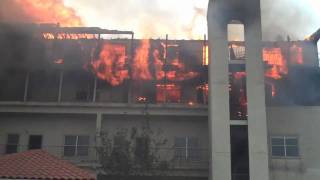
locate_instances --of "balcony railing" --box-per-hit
[0,70,208,106]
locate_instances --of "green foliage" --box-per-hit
[96,120,169,177]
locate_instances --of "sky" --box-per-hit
[63,0,319,40]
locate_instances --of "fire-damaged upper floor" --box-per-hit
[0,23,319,119]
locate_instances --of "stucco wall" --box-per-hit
[3,107,320,179]
[0,112,208,176]
[0,113,97,162]
[267,107,320,180]
[101,115,209,176]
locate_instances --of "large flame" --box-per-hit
[153,49,165,80]
[89,43,129,86]
[7,0,83,27]
[132,39,153,80]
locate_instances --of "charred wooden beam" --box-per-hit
[308,28,320,43]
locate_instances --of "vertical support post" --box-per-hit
[127,33,134,104]
[244,10,270,180]
[92,34,101,103]
[96,113,102,146]
[93,77,97,102]
[23,72,30,102]
[203,34,207,104]
[207,1,232,180]
[164,34,168,103]
[203,34,207,66]
[58,70,64,102]
[95,113,102,161]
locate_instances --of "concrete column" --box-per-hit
[244,14,270,180]
[207,1,232,180]
[95,113,102,162]
[58,70,64,102]
[93,77,97,102]
[96,113,102,146]
[23,72,30,102]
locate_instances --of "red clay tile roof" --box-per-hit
[0,149,96,180]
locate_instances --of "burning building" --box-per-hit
[0,2,320,180]
[208,0,320,180]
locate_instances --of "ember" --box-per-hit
[54,59,64,64]
[137,96,147,102]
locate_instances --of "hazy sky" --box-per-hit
[63,0,319,40]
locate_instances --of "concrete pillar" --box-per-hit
[244,11,270,180]
[95,113,102,162]
[207,1,232,180]
[96,113,102,146]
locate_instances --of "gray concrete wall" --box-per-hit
[0,112,208,176]
[3,107,320,179]
[267,107,320,180]
[101,115,209,176]
[0,113,97,163]
[101,115,208,146]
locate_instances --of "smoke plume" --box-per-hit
[0,0,319,40]
[261,0,320,40]
[0,0,83,26]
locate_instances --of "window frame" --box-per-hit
[270,136,300,158]
[63,135,90,157]
[28,134,43,150]
[174,136,200,161]
[5,133,20,154]
[227,22,246,61]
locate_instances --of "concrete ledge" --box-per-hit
[0,102,208,116]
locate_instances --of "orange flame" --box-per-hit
[166,58,199,81]
[271,83,276,97]
[263,48,288,79]
[132,39,153,80]
[202,45,209,65]
[90,43,128,86]
[12,0,83,27]
[153,49,165,80]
